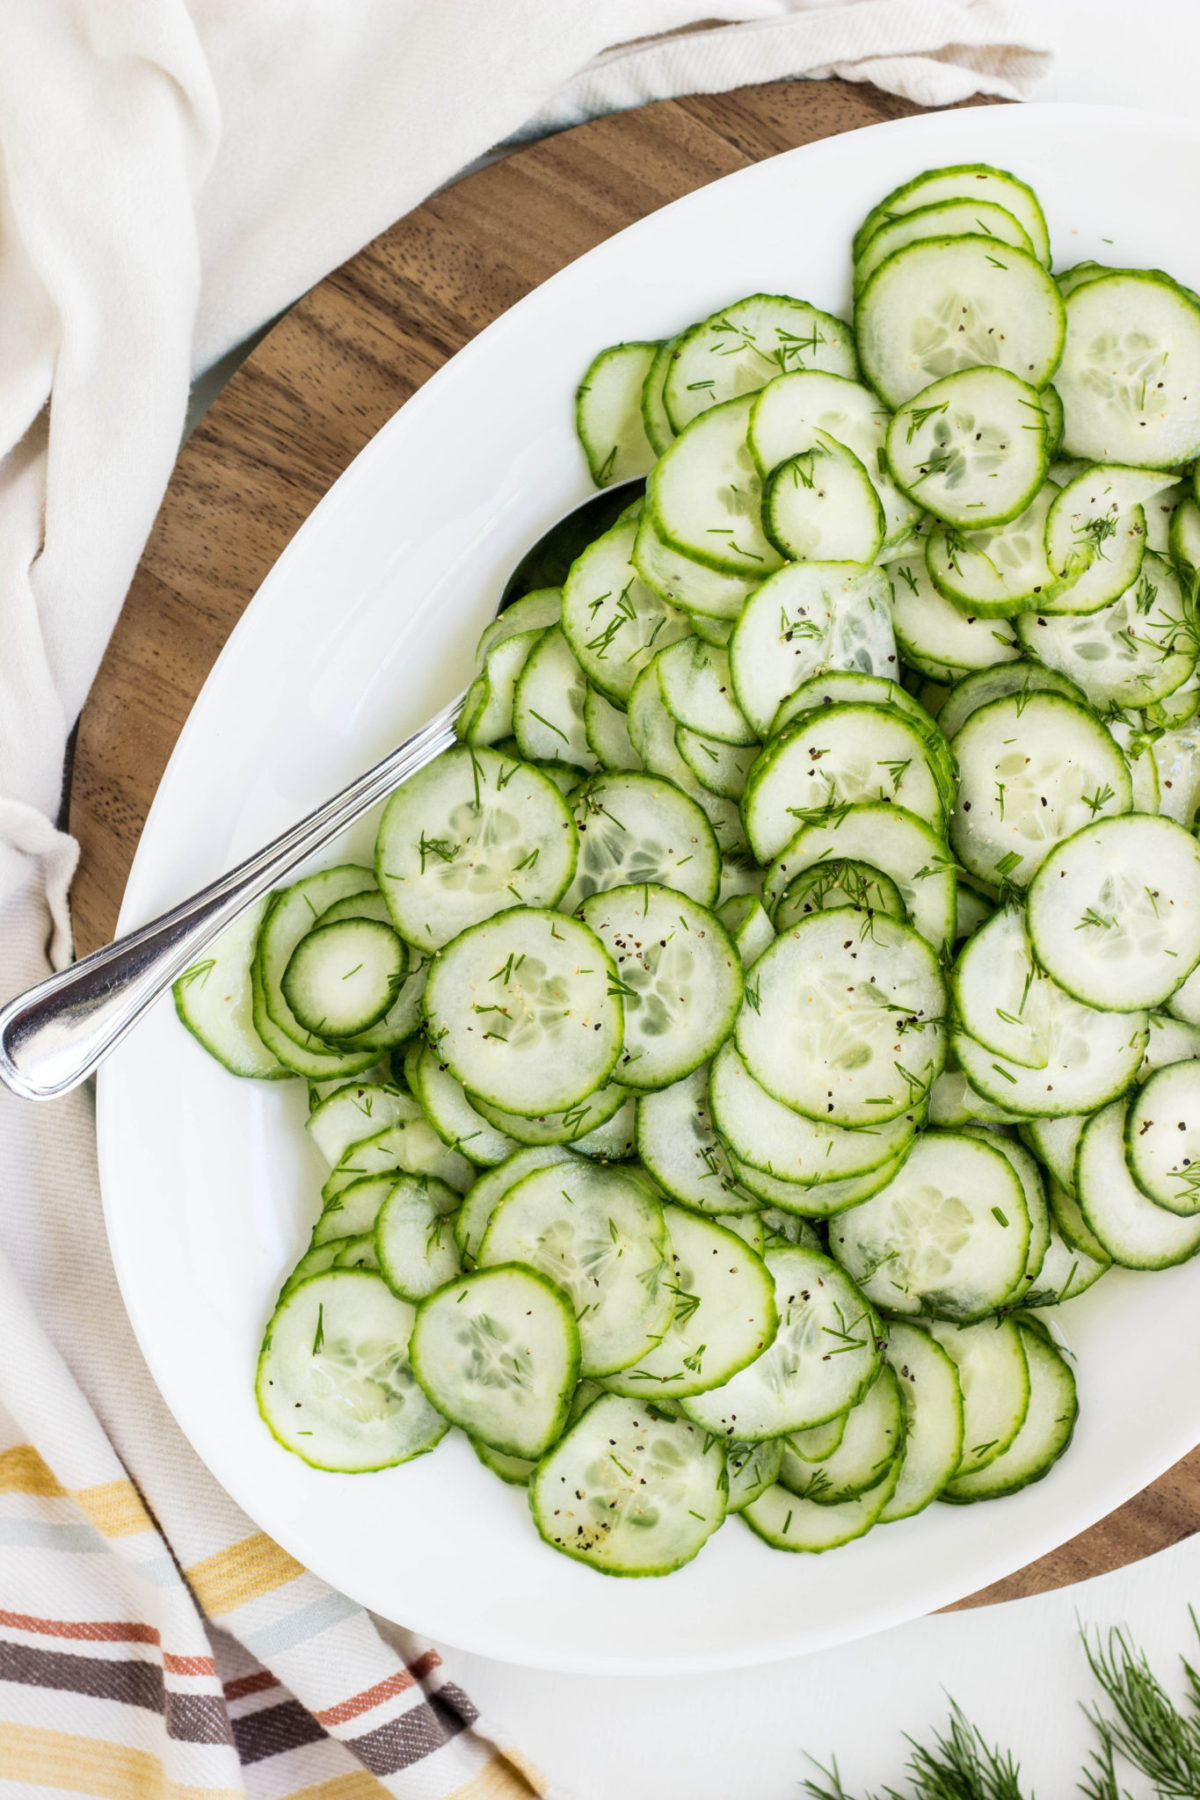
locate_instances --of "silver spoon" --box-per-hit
[0,477,643,1100]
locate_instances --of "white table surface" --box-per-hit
[190,6,1200,1790]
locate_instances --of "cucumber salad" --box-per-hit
[175,160,1200,1579]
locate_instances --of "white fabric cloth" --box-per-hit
[0,3,1051,1787]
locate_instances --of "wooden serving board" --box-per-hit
[69,76,1200,1609]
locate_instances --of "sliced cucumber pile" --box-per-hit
[179,155,1200,1580]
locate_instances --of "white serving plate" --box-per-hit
[97,103,1200,1674]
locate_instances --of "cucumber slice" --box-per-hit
[1115,709,1165,810]
[1124,1061,1200,1216]
[605,1206,778,1399]
[412,1265,580,1459]
[748,370,918,550]
[677,729,756,800]
[855,196,1035,295]
[253,869,381,1079]
[280,1240,344,1296]
[888,553,1020,682]
[884,367,1049,528]
[476,591,563,667]
[641,338,677,456]
[472,1079,627,1148]
[718,894,774,969]
[730,561,899,739]
[632,510,758,622]
[649,394,782,577]
[294,889,429,1056]
[1023,1216,1110,1307]
[936,662,1084,743]
[952,1000,1147,1118]
[742,703,948,863]
[1171,495,1200,571]
[512,626,598,770]
[281,918,406,1042]
[779,1366,904,1505]
[763,802,957,952]
[762,435,885,564]
[1042,465,1173,613]
[928,1316,1030,1478]
[854,164,1051,269]
[1057,273,1200,468]
[1150,722,1200,827]
[471,1377,605,1488]
[681,1245,880,1440]
[312,1174,394,1247]
[741,1459,899,1552]
[926,481,1057,615]
[829,1130,1030,1323]
[424,909,622,1117]
[1142,1011,1200,1072]
[561,519,690,705]
[723,1213,767,1254]
[1050,1173,1111,1263]
[323,1115,473,1204]
[940,1321,1076,1502]
[709,1039,919,1188]
[726,1438,784,1513]
[579,883,742,1092]
[478,1160,671,1376]
[306,1081,415,1167]
[530,1394,727,1576]
[374,1173,462,1300]
[1022,1114,1086,1194]
[789,1413,849,1462]
[954,883,993,942]
[729,1148,908,1215]
[880,1323,964,1521]
[1077,1097,1200,1269]
[771,671,947,764]
[406,1045,516,1167]
[857,237,1063,409]
[375,746,576,950]
[1169,962,1200,1028]
[626,660,748,856]
[583,685,642,773]
[962,1130,1050,1296]
[1026,814,1200,1011]
[953,906,1051,1069]
[173,896,292,1081]
[256,1270,447,1472]
[759,1210,823,1251]
[927,1066,1028,1128]
[1017,553,1196,711]
[572,1092,639,1161]
[949,691,1132,889]
[772,859,907,933]
[736,909,945,1127]
[690,613,735,647]
[655,637,755,746]
[663,293,857,431]
[458,627,546,747]
[576,341,658,486]
[563,771,721,911]
[455,1144,577,1265]
[635,1065,762,1216]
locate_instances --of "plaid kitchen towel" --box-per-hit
[0,4,1049,1794]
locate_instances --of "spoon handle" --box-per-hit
[0,695,465,1100]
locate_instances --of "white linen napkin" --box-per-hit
[0,4,1050,1794]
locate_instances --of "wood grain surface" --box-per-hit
[68,75,1200,1609]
